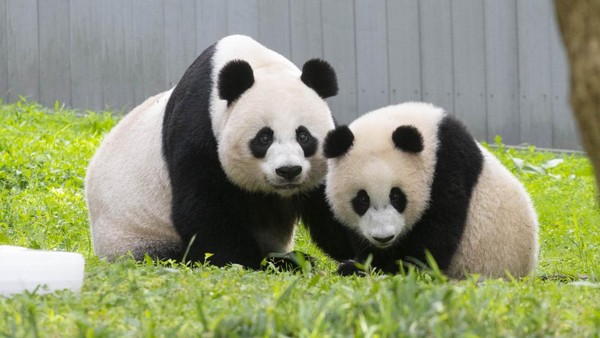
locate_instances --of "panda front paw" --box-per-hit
[337,260,368,276]
[263,251,316,272]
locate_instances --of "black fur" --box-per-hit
[296,126,318,157]
[392,125,424,153]
[162,43,300,269]
[323,125,354,158]
[301,59,338,99]
[218,59,255,106]
[249,127,274,158]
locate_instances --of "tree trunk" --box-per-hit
[555,1,600,196]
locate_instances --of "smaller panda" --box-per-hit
[321,102,539,279]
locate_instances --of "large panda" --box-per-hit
[314,102,539,279]
[85,35,338,269]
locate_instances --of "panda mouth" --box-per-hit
[273,183,301,190]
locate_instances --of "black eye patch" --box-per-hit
[351,189,370,216]
[296,126,318,157]
[389,187,407,213]
[249,127,274,158]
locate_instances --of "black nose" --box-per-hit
[373,235,394,244]
[275,165,302,180]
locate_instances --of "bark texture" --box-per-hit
[555,0,600,196]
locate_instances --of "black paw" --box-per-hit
[337,260,367,276]
[263,251,316,272]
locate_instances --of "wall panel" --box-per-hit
[387,0,421,104]
[452,0,486,140]
[484,0,520,145]
[6,0,39,102]
[518,0,553,148]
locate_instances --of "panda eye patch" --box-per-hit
[351,189,370,216]
[296,126,318,157]
[390,187,407,213]
[249,127,274,158]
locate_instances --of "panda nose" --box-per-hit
[276,165,302,180]
[372,235,395,244]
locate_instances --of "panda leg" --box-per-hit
[176,222,264,269]
[299,185,357,261]
[263,251,317,272]
[337,259,370,276]
[129,241,183,262]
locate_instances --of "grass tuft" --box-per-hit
[1,101,600,336]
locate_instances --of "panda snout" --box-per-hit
[275,165,302,181]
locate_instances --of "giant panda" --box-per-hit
[317,102,539,279]
[85,35,338,269]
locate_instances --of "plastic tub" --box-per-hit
[0,245,85,296]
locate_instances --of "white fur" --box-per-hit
[326,102,539,278]
[447,146,539,278]
[86,89,179,260]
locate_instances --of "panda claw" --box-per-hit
[263,251,316,272]
[337,260,367,276]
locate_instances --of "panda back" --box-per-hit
[447,145,539,278]
[86,89,180,260]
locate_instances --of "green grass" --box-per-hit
[1,100,600,337]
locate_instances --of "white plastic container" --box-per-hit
[0,245,85,296]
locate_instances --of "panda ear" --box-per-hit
[301,59,338,99]
[392,125,424,153]
[218,60,255,106]
[324,125,354,158]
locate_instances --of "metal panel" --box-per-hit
[70,0,102,110]
[451,0,486,140]
[165,0,197,88]
[484,0,519,145]
[550,9,579,150]
[517,0,553,148]
[0,0,8,100]
[258,0,291,59]
[355,0,388,114]
[290,0,323,67]
[39,0,71,107]
[419,0,454,112]
[197,0,227,53]
[322,0,357,124]
[227,0,259,38]
[133,0,166,104]
[101,0,134,112]
[386,0,421,104]
[6,0,39,102]
[0,0,581,150]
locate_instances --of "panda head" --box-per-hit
[323,103,444,248]
[216,58,338,197]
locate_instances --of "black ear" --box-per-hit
[324,125,354,158]
[301,59,338,99]
[392,125,424,153]
[218,60,255,106]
